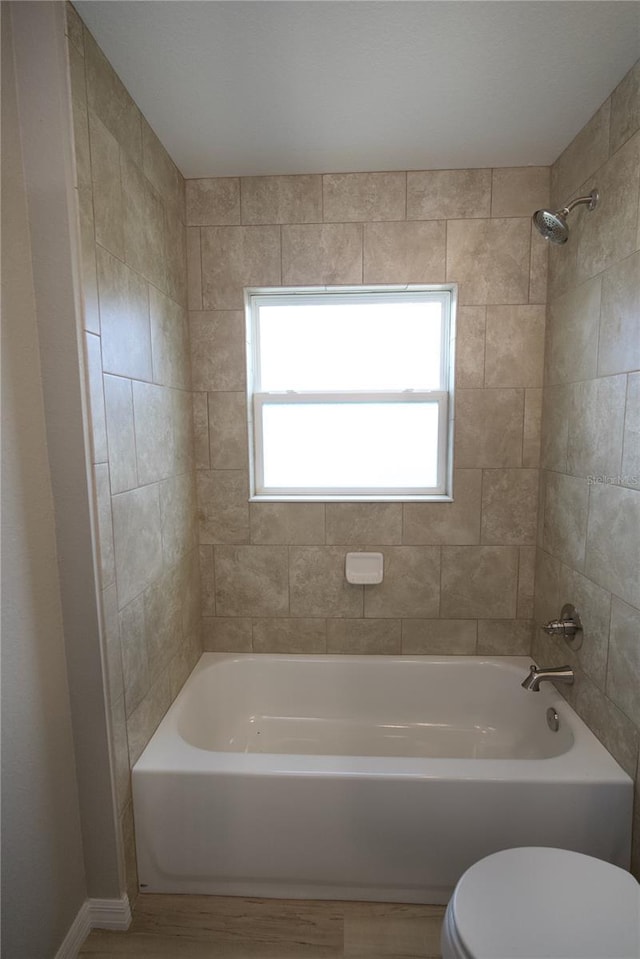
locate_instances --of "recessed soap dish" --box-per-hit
[345,552,384,585]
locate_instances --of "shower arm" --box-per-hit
[558,190,599,216]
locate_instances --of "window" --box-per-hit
[245,285,456,501]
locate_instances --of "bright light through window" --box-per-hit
[246,286,456,500]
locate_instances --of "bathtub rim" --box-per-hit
[133,653,632,787]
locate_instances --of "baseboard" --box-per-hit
[89,894,132,930]
[54,895,131,958]
[53,902,91,959]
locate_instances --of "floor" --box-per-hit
[79,895,445,958]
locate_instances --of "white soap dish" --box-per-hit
[345,552,384,585]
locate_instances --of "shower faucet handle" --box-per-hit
[543,604,583,648]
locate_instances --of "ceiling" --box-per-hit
[75,1,640,179]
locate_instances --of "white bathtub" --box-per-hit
[133,653,633,903]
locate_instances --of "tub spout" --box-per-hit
[521,664,574,692]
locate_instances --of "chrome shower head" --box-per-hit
[532,189,599,245]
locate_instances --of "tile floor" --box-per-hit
[79,895,445,958]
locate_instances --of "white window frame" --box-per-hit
[245,285,457,502]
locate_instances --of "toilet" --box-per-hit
[441,847,640,959]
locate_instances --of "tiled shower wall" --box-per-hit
[188,166,550,655]
[532,59,640,874]
[65,6,201,901]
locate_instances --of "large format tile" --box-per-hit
[189,311,246,391]
[454,390,524,467]
[407,169,490,220]
[103,374,137,494]
[290,547,363,618]
[326,618,401,654]
[186,178,241,226]
[401,619,477,655]
[132,382,176,485]
[142,118,184,222]
[197,470,250,545]
[84,28,142,164]
[610,60,640,155]
[455,307,486,390]
[323,172,406,222]
[215,546,289,617]
[363,221,446,284]
[622,373,640,491]
[242,175,322,224]
[326,504,402,546]
[441,546,519,619]
[541,471,589,570]
[484,305,545,388]
[250,503,326,545]
[490,167,550,218]
[89,113,124,259]
[446,218,530,305]
[607,597,640,728]
[121,155,165,291]
[551,98,610,207]
[403,470,482,545]
[598,249,640,376]
[207,392,248,470]
[363,547,441,619]
[150,287,190,390]
[201,226,281,309]
[253,618,327,653]
[282,224,363,286]
[480,469,538,546]
[586,484,640,608]
[97,246,152,381]
[112,484,163,608]
[544,275,601,386]
[566,375,626,480]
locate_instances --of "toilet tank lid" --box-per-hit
[452,847,640,959]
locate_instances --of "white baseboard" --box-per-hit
[54,895,131,958]
[53,903,91,959]
[89,894,132,930]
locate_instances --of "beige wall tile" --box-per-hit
[491,167,550,218]
[89,113,124,259]
[121,155,165,290]
[97,246,152,381]
[540,385,570,473]
[250,503,325,545]
[533,547,564,630]
[112,484,163,608]
[607,597,640,727]
[364,547,440,619]
[203,617,252,651]
[407,169,491,220]
[132,382,175,485]
[446,218,531,305]
[477,620,532,655]
[327,619,400,655]
[126,671,171,767]
[586,484,640,609]
[189,311,246,392]
[159,472,198,568]
[484,305,545,388]
[84,332,107,464]
[567,375,626,479]
[119,594,149,717]
[78,198,100,334]
[109,693,130,813]
[529,222,549,304]
[201,225,281,309]
[481,469,538,546]
[199,545,215,617]
[186,228,202,310]
[551,99,611,207]
[517,546,536,619]
[192,392,210,470]
[455,389,524,467]
[207,392,247,470]
[566,567,612,691]
[141,117,184,222]
[598,249,640,376]
[547,231,579,302]
[363,221,446,284]
[577,132,640,281]
[290,547,363,618]
[101,582,124,707]
[214,545,289,617]
[242,175,322,224]
[172,389,195,476]
[186,178,240,226]
[103,374,137,493]
[163,203,187,307]
[323,172,405,222]
[84,29,142,164]
[455,306,486,389]
[197,470,249,545]
[403,470,481,545]
[610,60,640,156]
[545,274,601,386]
[623,374,640,491]
[523,389,543,468]
[68,44,91,190]
[542,471,589,571]
[401,619,476,655]
[253,618,327,653]
[94,463,115,588]
[441,546,519,619]
[65,1,84,55]
[326,504,402,546]
[150,286,190,390]
[282,223,363,286]
[145,565,190,678]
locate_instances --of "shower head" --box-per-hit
[532,190,599,244]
